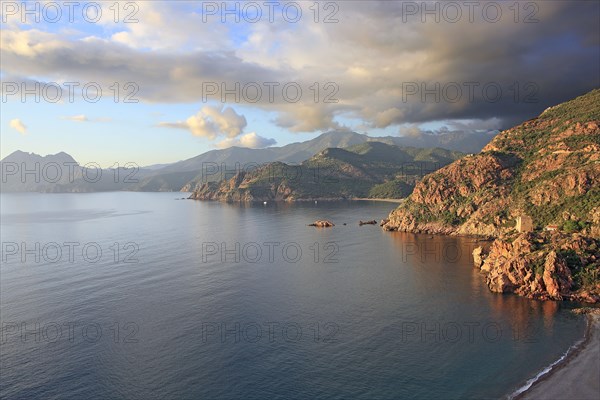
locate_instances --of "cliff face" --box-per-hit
[475,232,600,303]
[189,169,298,202]
[383,89,600,238]
[385,152,518,236]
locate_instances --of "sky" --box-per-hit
[1,0,599,167]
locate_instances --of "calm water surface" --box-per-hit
[0,192,585,399]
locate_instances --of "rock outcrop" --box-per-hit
[359,220,377,226]
[472,247,485,269]
[309,220,335,228]
[476,232,600,303]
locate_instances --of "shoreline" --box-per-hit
[509,309,600,400]
[350,197,405,204]
[186,196,406,204]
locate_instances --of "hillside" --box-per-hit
[188,143,464,201]
[383,89,600,237]
[382,89,600,303]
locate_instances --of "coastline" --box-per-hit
[510,309,600,400]
[351,197,405,204]
[187,196,407,204]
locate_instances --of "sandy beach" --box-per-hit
[518,310,600,400]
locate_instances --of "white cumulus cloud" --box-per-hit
[216,132,277,149]
[159,106,247,139]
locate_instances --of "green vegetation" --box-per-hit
[192,143,464,201]
[441,211,466,226]
[384,89,600,240]
[559,248,600,290]
[531,257,546,277]
[562,220,580,233]
[380,91,600,301]
[368,180,413,199]
[564,133,600,150]
[560,249,583,270]
[562,220,591,233]
[517,186,599,229]
[540,89,600,124]
[576,266,600,289]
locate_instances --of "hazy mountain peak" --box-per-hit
[2,150,78,164]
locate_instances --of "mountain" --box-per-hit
[382,89,600,303]
[388,131,497,154]
[188,143,464,201]
[142,162,176,170]
[135,130,494,190]
[0,130,496,193]
[0,151,155,193]
[1,151,78,192]
[156,130,495,175]
[383,89,600,236]
[149,131,370,176]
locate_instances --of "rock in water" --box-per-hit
[309,220,335,228]
[359,220,377,226]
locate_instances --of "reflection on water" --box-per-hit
[1,209,151,224]
[388,231,566,341]
[0,193,586,400]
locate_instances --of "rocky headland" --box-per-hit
[383,89,600,303]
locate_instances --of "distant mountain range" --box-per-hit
[188,142,465,201]
[0,150,155,193]
[155,130,495,174]
[0,130,496,193]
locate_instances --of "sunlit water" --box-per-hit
[0,192,585,399]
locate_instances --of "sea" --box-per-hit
[0,192,586,399]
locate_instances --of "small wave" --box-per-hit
[507,338,585,400]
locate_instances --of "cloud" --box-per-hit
[445,118,504,132]
[159,106,247,139]
[373,108,406,128]
[274,105,342,133]
[398,125,424,138]
[398,118,503,138]
[106,2,231,51]
[1,1,598,134]
[62,115,88,122]
[61,115,112,123]
[9,119,27,135]
[216,132,277,149]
